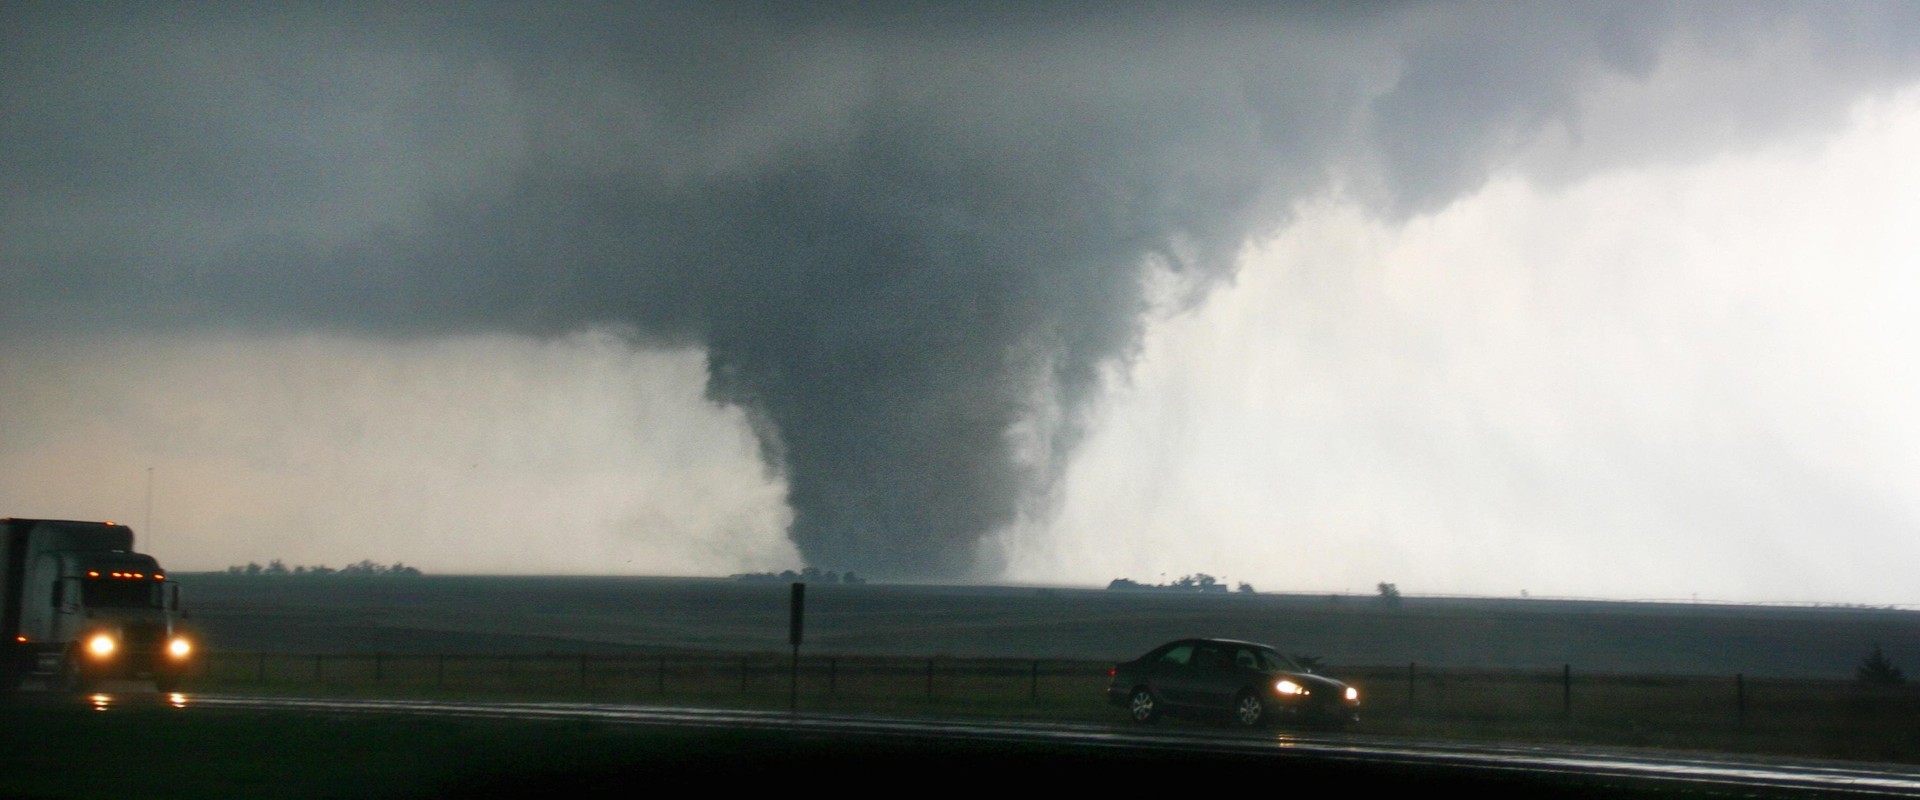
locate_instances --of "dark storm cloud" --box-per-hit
[5,3,1920,577]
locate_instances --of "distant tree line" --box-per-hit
[226,559,423,577]
[732,567,867,585]
[1107,574,1255,594]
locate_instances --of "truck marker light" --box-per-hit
[13,636,24,643]
[87,633,115,657]
[87,571,100,578]
[168,638,192,658]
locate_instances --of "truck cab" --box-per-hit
[2,519,194,691]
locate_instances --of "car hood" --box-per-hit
[1271,671,1350,692]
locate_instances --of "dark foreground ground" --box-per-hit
[0,698,1874,800]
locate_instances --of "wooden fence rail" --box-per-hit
[184,652,1920,743]
[171,651,1920,763]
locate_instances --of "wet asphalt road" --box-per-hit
[16,688,1920,798]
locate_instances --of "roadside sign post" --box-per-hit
[789,582,805,712]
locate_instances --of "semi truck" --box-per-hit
[0,518,194,691]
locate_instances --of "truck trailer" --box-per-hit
[0,518,194,691]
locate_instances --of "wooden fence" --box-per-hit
[182,651,1920,761]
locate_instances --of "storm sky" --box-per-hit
[4,3,1920,599]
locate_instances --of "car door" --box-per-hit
[1147,641,1197,707]
[1186,641,1242,710]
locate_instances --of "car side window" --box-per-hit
[1234,648,1258,670]
[1157,644,1193,666]
[1194,644,1230,670]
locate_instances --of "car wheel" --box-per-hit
[1232,690,1266,727]
[1129,687,1160,723]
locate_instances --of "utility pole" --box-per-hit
[144,466,155,546]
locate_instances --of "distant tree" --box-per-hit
[1107,578,1146,590]
[245,561,262,576]
[1172,573,1217,590]
[309,565,336,576]
[1236,581,1256,594]
[1376,582,1402,607]
[293,565,306,576]
[226,565,244,575]
[841,571,866,585]
[340,559,390,575]
[1858,644,1906,687]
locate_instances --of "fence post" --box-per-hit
[437,655,446,688]
[314,653,323,683]
[257,652,266,683]
[1562,664,1572,719]
[1408,662,1417,713]
[656,655,666,693]
[828,657,837,697]
[579,654,589,691]
[741,657,750,693]
[926,659,934,699]
[1030,660,1039,701]
[374,652,383,682]
[1736,673,1746,729]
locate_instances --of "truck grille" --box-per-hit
[120,623,166,652]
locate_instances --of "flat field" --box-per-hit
[179,574,1919,678]
[119,576,1920,764]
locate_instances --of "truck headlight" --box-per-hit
[167,637,192,658]
[86,633,116,657]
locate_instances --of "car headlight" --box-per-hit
[167,637,192,658]
[86,633,116,657]
[1275,679,1306,696]
[1345,686,1359,701]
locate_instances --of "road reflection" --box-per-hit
[69,688,191,712]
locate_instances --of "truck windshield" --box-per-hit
[81,578,162,608]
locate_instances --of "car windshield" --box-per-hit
[1247,647,1302,673]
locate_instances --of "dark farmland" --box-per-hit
[152,576,1920,764]
[177,575,1919,679]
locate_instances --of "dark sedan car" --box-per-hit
[1107,638,1360,728]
